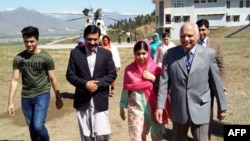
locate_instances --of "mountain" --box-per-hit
[0,7,137,39]
[0,7,85,38]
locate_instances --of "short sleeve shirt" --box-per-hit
[13,50,55,98]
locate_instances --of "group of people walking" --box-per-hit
[7,19,227,141]
[119,19,227,141]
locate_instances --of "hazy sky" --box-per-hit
[0,0,155,15]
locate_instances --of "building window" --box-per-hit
[174,0,184,8]
[227,1,230,8]
[226,16,231,22]
[233,15,240,22]
[165,15,171,24]
[246,0,250,7]
[174,16,181,23]
[165,29,171,34]
[199,0,217,3]
[239,1,244,8]
[183,16,190,22]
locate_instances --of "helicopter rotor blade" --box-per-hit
[67,17,84,21]
[102,16,121,22]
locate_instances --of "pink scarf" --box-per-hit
[123,40,168,124]
[102,35,111,51]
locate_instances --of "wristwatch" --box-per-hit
[56,95,61,100]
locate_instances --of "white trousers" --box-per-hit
[76,98,111,140]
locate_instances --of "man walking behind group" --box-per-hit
[8,26,63,141]
[66,25,117,141]
[155,22,227,141]
[196,19,227,141]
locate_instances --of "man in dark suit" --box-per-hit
[155,22,227,141]
[196,19,227,141]
[66,25,117,141]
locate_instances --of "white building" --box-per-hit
[152,0,250,39]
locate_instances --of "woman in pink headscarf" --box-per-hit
[101,35,121,97]
[119,40,169,141]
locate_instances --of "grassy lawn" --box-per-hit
[0,26,249,140]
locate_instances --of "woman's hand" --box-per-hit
[143,70,156,82]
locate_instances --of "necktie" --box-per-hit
[187,51,191,61]
[198,40,204,46]
[186,51,193,73]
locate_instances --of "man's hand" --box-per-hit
[223,86,228,94]
[56,96,63,109]
[155,109,164,124]
[8,103,15,117]
[217,111,226,121]
[86,80,99,93]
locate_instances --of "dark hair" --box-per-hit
[102,35,110,41]
[196,19,210,28]
[83,25,101,38]
[133,40,149,52]
[162,32,170,38]
[21,26,39,40]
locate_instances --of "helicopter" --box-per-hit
[67,7,109,38]
[43,7,138,42]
